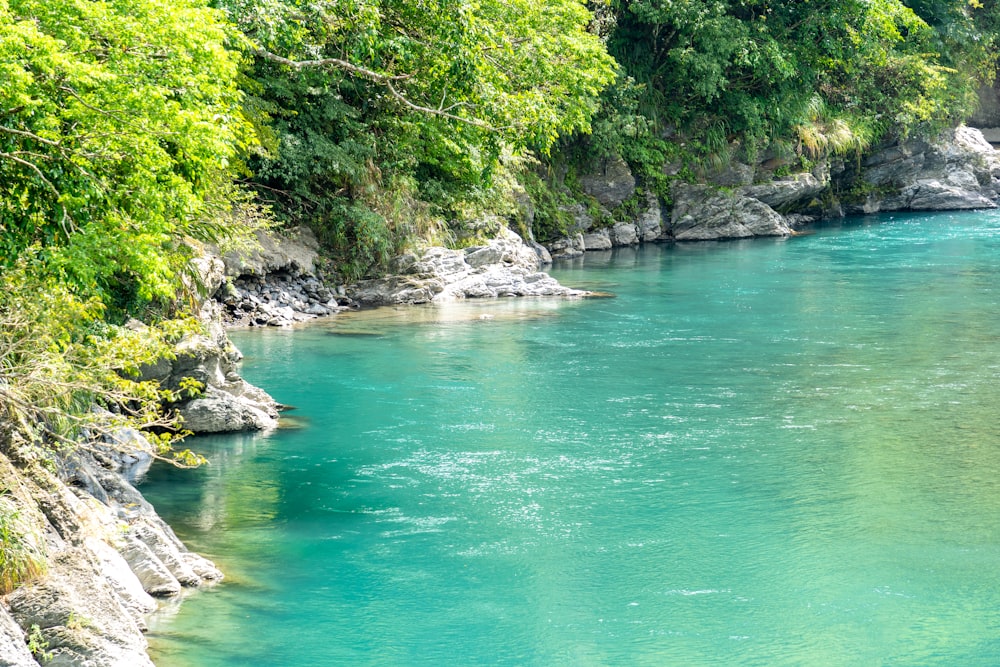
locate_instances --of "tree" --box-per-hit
[214,0,616,278]
[0,0,249,308]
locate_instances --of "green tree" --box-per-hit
[215,0,616,278]
[0,0,249,307]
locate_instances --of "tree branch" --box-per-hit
[252,48,497,130]
[252,48,411,82]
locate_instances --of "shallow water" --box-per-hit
[144,211,1000,665]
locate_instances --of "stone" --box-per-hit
[220,226,320,278]
[582,229,613,250]
[119,538,181,598]
[739,171,827,210]
[611,222,640,246]
[347,228,590,305]
[669,183,792,240]
[7,549,155,667]
[637,194,663,242]
[548,234,585,259]
[177,385,278,433]
[0,604,36,667]
[839,125,1000,213]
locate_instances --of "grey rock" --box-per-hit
[739,171,827,210]
[347,228,589,305]
[548,234,585,259]
[220,226,320,278]
[528,241,552,265]
[843,126,1000,213]
[178,385,278,434]
[611,222,640,246]
[670,183,792,240]
[637,194,663,242]
[582,229,613,250]
[705,161,755,187]
[0,604,36,667]
[7,549,155,667]
[119,538,181,598]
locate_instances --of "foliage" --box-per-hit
[0,500,45,595]
[26,624,51,662]
[213,0,616,277]
[0,0,249,305]
[0,264,201,465]
[589,0,1000,173]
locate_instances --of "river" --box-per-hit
[143,211,1000,665]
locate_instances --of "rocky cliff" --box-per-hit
[544,125,1000,254]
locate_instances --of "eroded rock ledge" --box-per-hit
[0,431,222,666]
[347,228,589,306]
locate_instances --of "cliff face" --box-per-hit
[543,125,1000,252]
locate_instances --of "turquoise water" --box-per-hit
[144,212,1000,666]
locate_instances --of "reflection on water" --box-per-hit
[145,211,1000,666]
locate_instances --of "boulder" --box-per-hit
[347,228,590,305]
[637,193,664,242]
[7,549,155,667]
[840,125,1000,213]
[220,226,320,278]
[0,604,36,667]
[611,222,640,246]
[582,229,613,251]
[669,183,793,240]
[177,385,278,433]
[548,234,586,259]
[739,171,827,210]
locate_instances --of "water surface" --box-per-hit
[145,212,1000,665]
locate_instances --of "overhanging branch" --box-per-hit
[253,48,496,130]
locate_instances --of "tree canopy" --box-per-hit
[1,0,1000,455]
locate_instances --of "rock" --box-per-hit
[528,240,552,265]
[177,385,278,433]
[548,234,586,259]
[464,245,503,268]
[611,222,640,246]
[119,538,181,598]
[7,549,155,667]
[839,125,1000,213]
[739,171,827,210]
[84,538,157,625]
[0,604,36,667]
[669,183,793,240]
[129,522,200,588]
[220,226,320,278]
[582,228,613,250]
[562,202,595,234]
[186,254,226,302]
[578,155,636,208]
[347,228,590,305]
[705,161,755,187]
[637,194,663,242]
